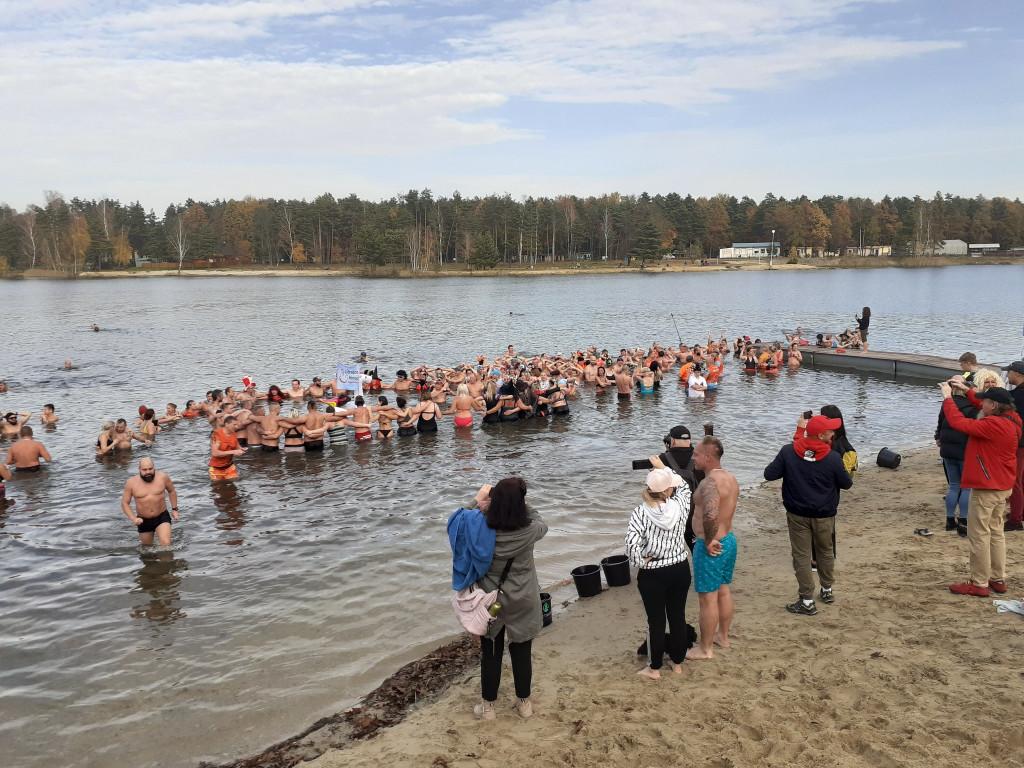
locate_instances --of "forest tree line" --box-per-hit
[0,190,1021,273]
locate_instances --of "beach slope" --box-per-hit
[303,448,1024,768]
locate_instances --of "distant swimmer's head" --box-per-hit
[396,396,407,409]
[396,370,408,379]
[312,377,322,384]
[0,381,7,392]
[5,412,17,424]
[101,420,115,431]
[143,408,155,421]
[115,419,128,431]
[64,360,73,369]
[139,459,156,482]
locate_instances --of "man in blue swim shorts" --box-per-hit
[686,436,739,660]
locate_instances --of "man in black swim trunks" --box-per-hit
[615,364,634,400]
[5,426,51,470]
[121,458,179,547]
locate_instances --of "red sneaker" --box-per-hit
[949,581,989,597]
[988,580,1007,594]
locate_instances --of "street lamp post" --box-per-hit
[770,229,775,268]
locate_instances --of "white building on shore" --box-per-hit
[718,242,778,259]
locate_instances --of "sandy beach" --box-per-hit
[239,447,1024,768]
[7,253,1006,281]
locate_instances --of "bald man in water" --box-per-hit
[121,459,178,547]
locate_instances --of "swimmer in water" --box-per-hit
[5,426,52,470]
[40,404,59,425]
[91,324,100,332]
[0,381,7,393]
[110,419,152,450]
[64,360,74,369]
[2,411,32,438]
[121,459,179,546]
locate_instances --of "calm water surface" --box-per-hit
[0,265,1021,768]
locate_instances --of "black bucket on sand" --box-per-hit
[601,554,631,587]
[877,447,902,469]
[540,592,552,627]
[571,564,602,598]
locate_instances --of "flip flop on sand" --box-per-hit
[914,528,934,537]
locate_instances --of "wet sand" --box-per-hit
[231,447,1024,768]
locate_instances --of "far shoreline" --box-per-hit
[3,254,1019,281]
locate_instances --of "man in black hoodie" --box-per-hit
[764,414,853,616]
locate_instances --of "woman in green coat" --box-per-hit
[472,477,548,721]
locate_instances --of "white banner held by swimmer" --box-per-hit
[335,363,363,396]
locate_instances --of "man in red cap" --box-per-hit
[764,412,853,615]
[941,380,1022,596]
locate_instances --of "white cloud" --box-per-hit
[0,0,972,208]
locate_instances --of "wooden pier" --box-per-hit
[793,348,1001,381]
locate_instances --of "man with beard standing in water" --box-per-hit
[121,458,179,546]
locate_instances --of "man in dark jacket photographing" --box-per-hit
[764,414,853,616]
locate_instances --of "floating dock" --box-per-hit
[794,349,1000,381]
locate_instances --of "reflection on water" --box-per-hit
[0,266,1021,768]
[211,481,249,533]
[129,551,188,625]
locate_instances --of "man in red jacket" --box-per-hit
[940,381,1023,596]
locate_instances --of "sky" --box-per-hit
[1,0,1021,211]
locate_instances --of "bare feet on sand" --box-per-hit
[670,662,683,674]
[685,647,713,660]
[713,633,731,648]
[636,668,661,680]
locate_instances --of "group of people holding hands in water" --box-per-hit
[3,331,815,541]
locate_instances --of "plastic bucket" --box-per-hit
[877,447,901,469]
[570,564,602,598]
[601,554,631,587]
[540,592,552,627]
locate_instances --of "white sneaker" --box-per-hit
[473,699,496,720]
[515,697,533,719]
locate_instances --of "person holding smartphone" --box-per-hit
[469,479,547,720]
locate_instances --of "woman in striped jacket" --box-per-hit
[625,467,692,679]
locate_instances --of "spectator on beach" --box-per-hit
[473,478,547,721]
[935,381,980,536]
[626,466,692,678]
[684,436,739,661]
[941,381,1022,597]
[1003,361,1024,532]
[958,352,980,386]
[764,413,853,616]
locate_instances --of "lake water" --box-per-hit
[0,265,1021,768]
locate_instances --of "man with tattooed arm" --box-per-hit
[685,436,739,660]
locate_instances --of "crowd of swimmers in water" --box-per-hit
[1,330,825,490]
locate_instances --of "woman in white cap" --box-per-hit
[625,466,692,679]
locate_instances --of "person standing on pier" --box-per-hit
[855,307,870,351]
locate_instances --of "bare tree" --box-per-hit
[19,207,39,268]
[166,213,190,274]
[280,203,295,263]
